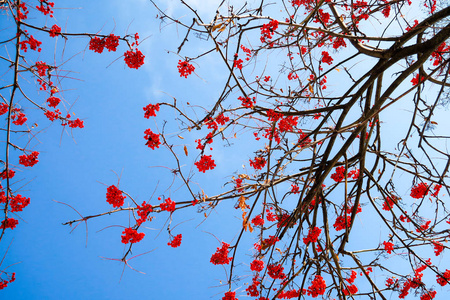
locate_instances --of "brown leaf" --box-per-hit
[184,145,188,156]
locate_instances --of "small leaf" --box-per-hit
[184,145,188,156]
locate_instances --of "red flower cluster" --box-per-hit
[89,34,120,53]
[250,259,264,272]
[49,24,61,37]
[436,269,450,286]
[222,291,237,300]
[238,96,256,108]
[12,109,27,126]
[260,19,279,43]
[382,196,397,211]
[36,1,54,17]
[121,227,145,244]
[321,51,333,65]
[144,129,161,149]
[68,118,84,129]
[278,116,298,132]
[0,103,8,115]
[291,184,300,194]
[0,169,15,180]
[124,49,145,69]
[16,3,28,20]
[9,194,30,212]
[106,185,126,208]
[0,218,18,230]
[267,264,286,280]
[330,166,346,182]
[47,96,60,108]
[342,284,358,296]
[249,156,266,170]
[177,60,195,78]
[410,182,428,199]
[333,215,351,231]
[307,275,326,298]
[0,272,15,290]
[45,109,61,121]
[168,234,182,248]
[136,201,153,225]
[195,155,216,173]
[210,242,232,265]
[433,241,444,256]
[160,198,176,212]
[19,151,39,167]
[303,227,322,244]
[233,58,243,70]
[143,103,160,118]
[251,214,264,227]
[35,61,48,76]
[19,35,42,52]
[383,241,394,254]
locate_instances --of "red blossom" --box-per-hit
[136,201,153,225]
[330,166,346,182]
[383,241,394,254]
[0,169,15,180]
[433,241,444,256]
[36,1,54,16]
[233,58,243,70]
[321,51,333,65]
[307,275,326,298]
[143,103,160,118]
[222,291,238,300]
[382,196,397,211]
[160,198,176,212]
[0,103,8,115]
[436,269,450,286]
[124,49,145,69]
[12,109,27,126]
[210,242,232,265]
[168,234,182,248]
[45,109,61,121]
[291,184,300,194]
[238,96,256,108]
[89,37,105,53]
[0,218,18,230]
[9,194,30,212]
[177,60,195,78]
[249,156,266,170]
[195,155,216,173]
[411,182,429,199]
[19,151,39,167]
[333,215,351,231]
[49,24,61,37]
[303,227,322,244]
[104,34,120,52]
[106,185,126,208]
[251,215,264,227]
[46,96,61,108]
[342,284,358,296]
[144,129,161,149]
[267,264,286,280]
[250,259,264,272]
[260,19,279,43]
[68,118,84,128]
[121,227,145,244]
[0,272,15,290]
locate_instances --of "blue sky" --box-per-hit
[2,1,450,299]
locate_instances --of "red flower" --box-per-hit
[331,166,345,182]
[250,259,264,272]
[46,96,61,108]
[12,110,27,126]
[321,51,333,65]
[233,58,243,70]
[9,194,30,212]
[267,264,286,280]
[177,60,195,78]
[104,34,120,52]
[210,242,232,265]
[0,169,15,180]
[342,284,358,296]
[238,96,256,108]
[168,234,182,248]
[36,1,54,16]
[303,227,322,244]
[67,118,84,128]
[124,49,145,69]
[195,155,216,173]
[106,185,126,208]
[144,129,161,149]
[136,201,153,225]
[251,215,264,227]
[249,156,266,170]
[160,198,176,212]
[420,291,436,300]
[49,24,61,37]
[410,182,428,199]
[333,215,351,231]
[222,291,238,300]
[19,151,39,167]
[433,241,444,256]
[307,275,326,297]
[0,103,8,115]
[436,269,450,286]
[382,196,397,211]
[89,37,105,53]
[45,109,61,121]
[260,19,279,43]
[0,272,15,290]
[0,218,18,230]
[121,227,145,244]
[143,103,160,118]
[383,241,394,254]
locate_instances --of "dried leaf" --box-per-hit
[431,121,438,125]
[177,135,184,139]
[184,145,188,156]
[212,23,223,32]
